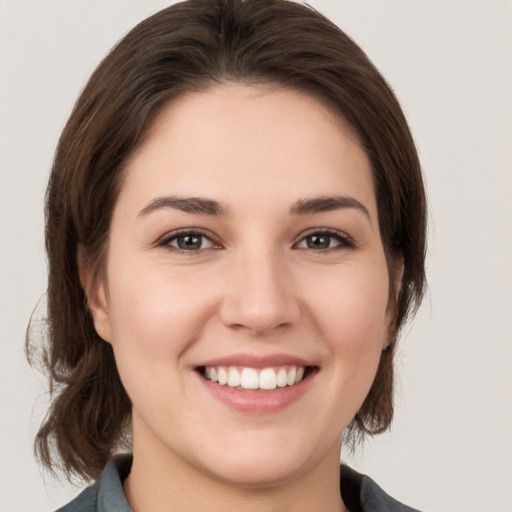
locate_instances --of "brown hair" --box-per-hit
[28,0,426,481]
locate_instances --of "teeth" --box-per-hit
[259,368,277,390]
[202,365,308,390]
[287,367,297,386]
[240,368,259,389]
[276,368,288,387]
[227,367,241,387]
[217,367,228,385]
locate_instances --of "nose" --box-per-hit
[218,248,301,337]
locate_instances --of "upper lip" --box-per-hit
[195,353,315,369]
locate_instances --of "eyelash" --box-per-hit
[296,229,355,251]
[157,228,221,253]
[157,228,355,254]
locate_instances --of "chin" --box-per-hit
[193,430,325,490]
[204,456,306,490]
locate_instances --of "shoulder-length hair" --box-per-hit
[28,0,426,481]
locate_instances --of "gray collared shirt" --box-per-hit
[56,454,420,512]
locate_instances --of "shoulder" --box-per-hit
[55,455,133,512]
[340,465,421,512]
[55,486,97,512]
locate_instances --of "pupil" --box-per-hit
[178,234,202,250]
[308,234,329,249]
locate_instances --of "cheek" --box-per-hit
[103,260,222,422]
[105,259,219,361]
[302,262,390,349]
[301,261,390,409]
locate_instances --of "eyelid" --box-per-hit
[156,228,222,251]
[294,228,356,250]
[154,227,355,252]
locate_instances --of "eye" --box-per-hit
[296,230,354,250]
[160,230,218,252]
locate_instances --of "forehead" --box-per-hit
[119,83,375,218]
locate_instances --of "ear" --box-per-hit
[77,244,113,343]
[394,253,405,295]
[384,253,405,350]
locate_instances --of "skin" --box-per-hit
[83,84,396,512]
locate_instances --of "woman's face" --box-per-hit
[88,84,393,487]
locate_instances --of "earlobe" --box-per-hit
[77,245,113,343]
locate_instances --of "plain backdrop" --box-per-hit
[1,1,511,511]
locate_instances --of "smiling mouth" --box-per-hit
[197,365,316,391]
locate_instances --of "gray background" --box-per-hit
[1,1,511,510]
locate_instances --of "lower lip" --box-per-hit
[197,371,315,413]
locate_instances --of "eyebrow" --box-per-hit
[137,194,371,223]
[290,195,372,223]
[138,196,228,217]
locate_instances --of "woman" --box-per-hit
[29,0,426,510]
